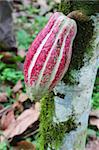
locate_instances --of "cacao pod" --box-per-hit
[24,12,77,100]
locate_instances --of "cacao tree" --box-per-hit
[24,0,99,150]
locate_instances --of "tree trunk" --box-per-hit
[52,1,99,150]
[54,22,98,149]
[38,1,99,150]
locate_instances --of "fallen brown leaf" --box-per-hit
[12,101,23,112]
[13,141,36,150]
[17,50,26,58]
[37,0,50,15]
[12,80,23,93]
[0,103,40,141]
[22,0,31,6]
[0,92,8,102]
[89,117,99,129]
[0,52,17,63]
[18,93,28,102]
[0,110,15,130]
[0,106,12,117]
[0,105,4,110]
[12,93,17,99]
[54,0,61,3]
[86,138,99,150]
[17,62,24,71]
[90,110,99,118]
[0,52,13,60]
[38,0,48,8]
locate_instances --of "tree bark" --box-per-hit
[51,1,99,150]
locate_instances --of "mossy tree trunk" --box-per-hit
[39,1,99,150]
[52,1,99,150]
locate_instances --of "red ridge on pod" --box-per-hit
[24,12,77,100]
[24,12,59,84]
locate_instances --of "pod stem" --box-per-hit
[67,10,89,22]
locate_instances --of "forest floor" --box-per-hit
[0,0,99,149]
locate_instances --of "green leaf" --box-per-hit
[0,142,7,150]
[0,62,6,71]
[0,54,4,59]
[0,68,24,84]
[17,29,32,49]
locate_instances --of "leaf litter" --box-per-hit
[0,102,40,142]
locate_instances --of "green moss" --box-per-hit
[38,92,77,150]
[59,0,95,85]
[59,0,71,15]
[38,92,55,150]
[63,19,94,84]
[59,0,99,16]
[71,0,99,16]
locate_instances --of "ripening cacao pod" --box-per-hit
[24,12,77,100]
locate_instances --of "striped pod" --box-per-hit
[24,12,77,100]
